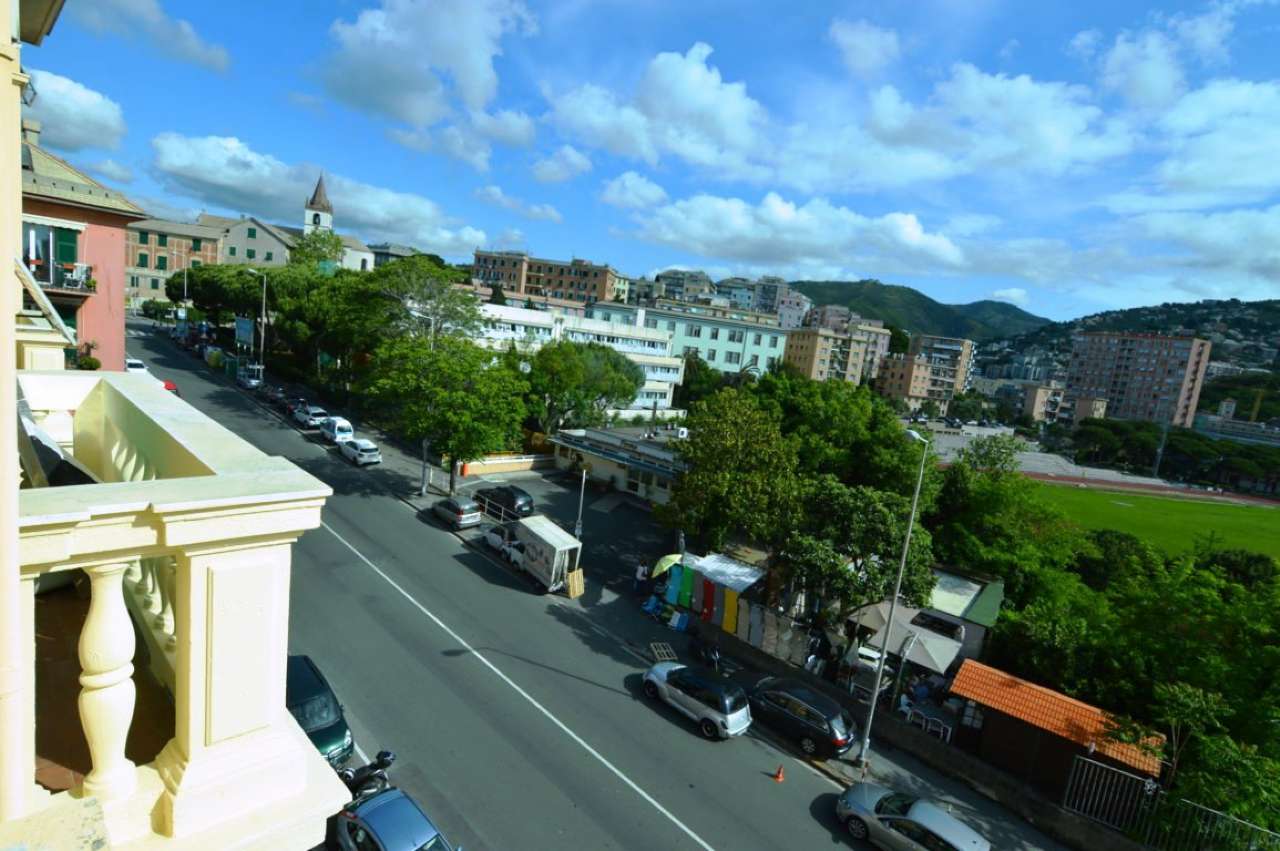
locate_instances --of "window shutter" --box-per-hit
[54,228,78,264]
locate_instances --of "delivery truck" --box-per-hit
[513,515,582,594]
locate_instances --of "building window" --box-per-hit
[191,238,202,252]
[361,258,368,270]
[157,233,168,247]
[710,328,720,340]
[150,278,160,290]
[683,346,698,356]
[247,227,257,239]
[138,253,149,268]
[769,336,779,348]
[156,255,168,271]
[137,231,149,245]
[729,329,744,343]
[265,251,273,261]
[708,349,717,361]
[690,326,702,338]
[726,351,741,365]
[191,259,202,267]
[246,248,257,260]
[229,246,237,257]
[312,213,321,226]
[129,275,138,286]
[754,333,762,345]
[667,321,676,331]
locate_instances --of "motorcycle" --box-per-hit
[689,631,722,672]
[338,750,396,801]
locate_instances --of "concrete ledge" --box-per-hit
[460,454,554,477]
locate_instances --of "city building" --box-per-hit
[808,304,854,332]
[589,301,788,375]
[1193,413,1280,448]
[878,335,975,413]
[548,426,686,504]
[367,242,418,267]
[125,218,222,307]
[913,334,975,394]
[754,276,788,314]
[783,327,867,384]
[472,250,627,304]
[714,277,757,311]
[877,354,935,412]
[207,178,374,271]
[3,2,348,846]
[852,323,893,379]
[460,282,587,318]
[1022,384,1107,425]
[653,269,714,303]
[1218,398,1237,419]
[1066,332,1211,427]
[478,304,683,412]
[20,120,145,371]
[776,289,812,329]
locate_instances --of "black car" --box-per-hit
[473,485,535,519]
[286,655,354,767]
[748,676,857,758]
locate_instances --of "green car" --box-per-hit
[287,655,354,767]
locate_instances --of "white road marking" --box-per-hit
[354,742,370,765]
[322,520,717,851]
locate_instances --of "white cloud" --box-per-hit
[1100,31,1186,110]
[494,227,526,249]
[87,159,135,183]
[474,185,562,222]
[1134,206,1280,287]
[601,172,668,208]
[388,125,493,171]
[531,145,592,183]
[323,0,534,127]
[1169,5,1238,65]
[999,39,1020,62]
[991,287,1029,306]
[471,109,536,147]
[70,0,229,71]
[631,191,964,270]
[150,133,485,256]
[828,19,901,78]
[547,42,769,179]
[22,70,126,151]
[1068,29,1103,60]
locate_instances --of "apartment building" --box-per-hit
[715,277,757,311]
[473,249,626,304]
[1023,384,1108,425]
[589,301,788,375]
[20,120,145,370]
[654,269,714,302]
[478,304,683,411]
[877,354,936,411]
[852,323,892,378]
[776,289,812,329]
[125,218,222,306]
[809,304,854,331]
[913,334,975,395]
[755,276,788,314]
[1066,332,1211,427]
[368,242,418,267]
[783,327,868,384]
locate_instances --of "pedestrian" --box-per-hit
[634,561,648,595]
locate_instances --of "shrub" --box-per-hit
[76,356,101,371]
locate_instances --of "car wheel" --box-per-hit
[844,816,869,840]
[799,737,818,756]
[643,680,660,700]
[699,719,719,740]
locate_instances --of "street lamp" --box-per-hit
[246,267,267,372]
[855,428,930,774]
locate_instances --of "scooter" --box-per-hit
[689,632,722,672]
[337,750,395,801]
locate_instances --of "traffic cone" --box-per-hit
[772,765,785,783]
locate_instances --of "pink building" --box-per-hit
[19,120,144,371]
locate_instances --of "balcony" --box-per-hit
[2,371,348,847]
[22,258,95,295]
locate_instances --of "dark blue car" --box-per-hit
[331,788,457,851]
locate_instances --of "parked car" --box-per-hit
[473,485,535,519]
[836,782,989,850]
[124,357,149,374]
[430,496,482,529]
[642,662,751,740]
[748,676,856,758]
[285,655,353,768]
[284,397,309,417]
[328,788,458,851]
[340,438,382,466]
[294,405,329,428]
[319,416,355,444]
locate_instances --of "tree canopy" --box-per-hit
[512,340,645,433]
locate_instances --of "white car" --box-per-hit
[125,357,148,374]
[642,662,752,740]
[339,439,382,466]
[293,405,328,428]
[319,416,354,444]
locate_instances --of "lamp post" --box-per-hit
[855,428,930,774]
[246,267,267,371]
[574,468,586,539]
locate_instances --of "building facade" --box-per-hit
[1021,384,1108,425]
[20,121,144,371]
[473,250,626,304]
[783,327,867,384]
[1066,332,1211,427]
[367,242,418,267]
[852,323,892,378]
[776,289,813,329]
[653,269,714,303]
[478,304,683,411]
[125,219,222,306]
[548,427,686,504]
[590,301,789,375]
[877,354,935,411]
[913,334,975,395]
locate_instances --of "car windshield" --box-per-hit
[288,693,339,732]
[875,792,917,817]
[311,409,327,417]
[723,686,748,714]
[419,835,452,851]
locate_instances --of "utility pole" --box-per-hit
[419,436,432,497]
[574,468,586,539]
[1153,396,1172,479]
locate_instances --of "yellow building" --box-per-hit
[1,3,347,846]
[782,327,867,384]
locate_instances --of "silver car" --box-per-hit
[642,662,751,740]
[294,405,328,428]
[340,438,382,466]
[431,497,482,529]
[836,782,990,851]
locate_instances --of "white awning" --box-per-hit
[685,552,764,593]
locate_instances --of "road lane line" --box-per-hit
[354,743,370,765]
[322,520,717,851]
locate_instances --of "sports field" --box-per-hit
[1037,483,1280,558]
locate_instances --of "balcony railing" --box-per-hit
[22,259,94,292]
[6,371,348,848]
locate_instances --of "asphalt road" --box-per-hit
[127,326,859,851]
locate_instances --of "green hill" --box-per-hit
[791,279,1050,341]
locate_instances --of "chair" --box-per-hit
[897,695,914,717]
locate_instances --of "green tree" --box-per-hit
[947,390,986,422]
[658,389,800,557]
[489,284,507,305]
[887,325,910,355]
[1152,682,1232,788]
[289,229,344,267]
[368,336,527,492]
[519,340,645,433]
[672,352,723,409]
[919,399,941,419]
[373,254,477,347]
[1070,529,1163,591]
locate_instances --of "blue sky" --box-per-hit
[21,0,1280,320]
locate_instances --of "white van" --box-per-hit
[319,416,354,444]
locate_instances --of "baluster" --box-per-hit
[124,558,142,588]
[142,558,162,617]
[157,559,176,647]
[78,562,137,801]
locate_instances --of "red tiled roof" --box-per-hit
[950,660,1163,776]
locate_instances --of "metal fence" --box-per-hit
[1063,755,1280,851]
